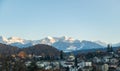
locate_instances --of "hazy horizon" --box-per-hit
[0,0,120,43]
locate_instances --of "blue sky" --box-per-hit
[0,0,120,43]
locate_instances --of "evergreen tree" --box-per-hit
[107,44,114,52]
[27,61,37,71]
[60,50,63,60]
[74,56,77,67]
[110,45,113,52]
[107,44,111,52]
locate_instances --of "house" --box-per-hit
[78,61,92,68]
[82,66,93,71]
[67,55,75,61]
[95,63,109,71]
[93,57,101,63]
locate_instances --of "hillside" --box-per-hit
[22,44,60,56]
[0,43,60,56]
[0,43,19,55]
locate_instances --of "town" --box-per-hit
[0,0,119,71]
[0,44,120,71]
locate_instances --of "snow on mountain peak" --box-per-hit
[67,46,77,51]
[0,36,8,43]
[0,36,120,52]
[8,37,22,40]
[7,37,25,44]
[40,36,56,45]
[46,36,56,43]
[94,40,107,47]
[46,36,53,40]
[67,37,74,42]
[58,36,75,42]
[61,36,68,40]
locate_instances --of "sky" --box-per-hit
[0,0,120,43]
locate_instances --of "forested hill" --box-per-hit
[0,43,60,56]
[22,44,60,56]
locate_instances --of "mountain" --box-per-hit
[94,41,107,47]
[113,43,120,47]
[0,43,60,56]
[0,36,119,52]
[0,36,8,44]
[22,44,60,56]
[0,43,19,55]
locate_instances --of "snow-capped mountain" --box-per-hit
[40,36,56,45]
[0,36,119,52]
[8,37,25,44]
[0,36,8,44]
[112,43,120,47]
[94,41,107,47]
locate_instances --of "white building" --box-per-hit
[101,64,109,71]
[78,61,92,68]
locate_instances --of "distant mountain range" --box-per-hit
[0,36,120,52]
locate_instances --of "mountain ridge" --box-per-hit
[0,43,60,56]
[0,36,119,52]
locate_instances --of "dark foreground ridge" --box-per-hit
[0,43,60,56]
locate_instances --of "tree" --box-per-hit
[27,61,38,71]
[107,44,111,52]
[107,44,113,52]
[74,56,78,67]
[60,50,63,60]
[18,51,27,58]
